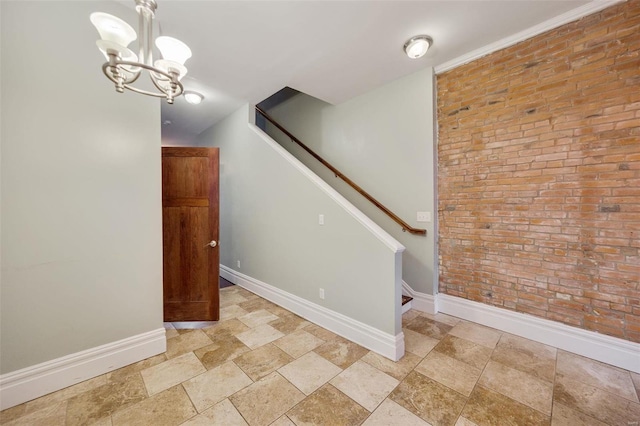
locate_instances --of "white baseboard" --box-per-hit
[438,294,640,374]
[402,281,437,314]
[221,265,404,361]
[0,328,166,410]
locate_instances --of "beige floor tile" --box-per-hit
[164,322,177,339]
[402,309,421,327]
[230,372,305,426]
[141,352,206,396]
[269,313,311,334]
[106,353,167,384]
[462,386,550,426]
[238,297,280,313]
[554,374,640,425]
[194,336,250,370]
[420,312,461,327]
[182,361,253,412]
[165,328,180,339]
[90,417,113,426]
[270,416,296,426]
[360,350,422,381]
[479,360,553,415]
[362,398,432,426]
[415,350,482,397]
[65,374,147,425]
[265,305,296,318]
[181,399,248,426]
[492,334,556,383]
[219,292,249,307]
[434,334,493,370]
[448,321,501,349]
[498,333,557,360]
[233,343,293,381]
[550,402,607,426]
[165,329,213,359]
[405,316,453,339]
[111,385,196,426]
[304,323,340,341]
[314,336,369,369]
[223,286,255,299]
[238,309,280,328]
[556,350,638,402]
[403,328,439,357]
[236,323,285,349]
[0,404,27,424]
[389,371,467,426]
[7,287,640,426]
[632,372,640,401]
[203,318,250,342]
[3,401,67,426]
[455,417,479,426]
[286,384,369,426]
[278,351,342,395]
[273,329,325,358]
[330,361,400,412]
[21,374,107,415]
[219,305,250,321]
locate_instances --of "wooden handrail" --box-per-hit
[256,106,426,236]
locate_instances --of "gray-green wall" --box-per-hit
[1,1,163,374]
[197,105,404,336]
[265,68,436,295]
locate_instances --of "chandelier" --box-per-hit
[90,0,191,104]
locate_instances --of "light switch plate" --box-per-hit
[417,212,431,222]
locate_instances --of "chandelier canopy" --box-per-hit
[90,0,191,104]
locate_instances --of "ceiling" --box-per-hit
[150,0,594,144]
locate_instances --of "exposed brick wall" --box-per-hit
[437,0,640,342]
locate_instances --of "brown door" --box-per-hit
[162,147,219,321]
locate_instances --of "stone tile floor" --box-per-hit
[2,285,639,425]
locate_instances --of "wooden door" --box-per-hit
[162,147,219,321]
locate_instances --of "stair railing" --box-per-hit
[256,106,426,236]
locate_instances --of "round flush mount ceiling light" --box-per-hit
[403,35,433,59]
[184,91,204,105]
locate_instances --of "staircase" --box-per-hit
[255,98,422,318]
[402,295,413,313]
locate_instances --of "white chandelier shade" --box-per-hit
[90,0,193,104]
[155,36,192,65]
[90,13,137,47]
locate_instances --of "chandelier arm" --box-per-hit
[123,84,168,98]
[101,61,142,85]
[101,59,184,101]
[149,71,184,96]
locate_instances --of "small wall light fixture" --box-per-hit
[404,35,433,59]
[184,91,204,105]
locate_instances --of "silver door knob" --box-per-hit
[206,240,217,248]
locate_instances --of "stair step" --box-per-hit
[402,295,413,306]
